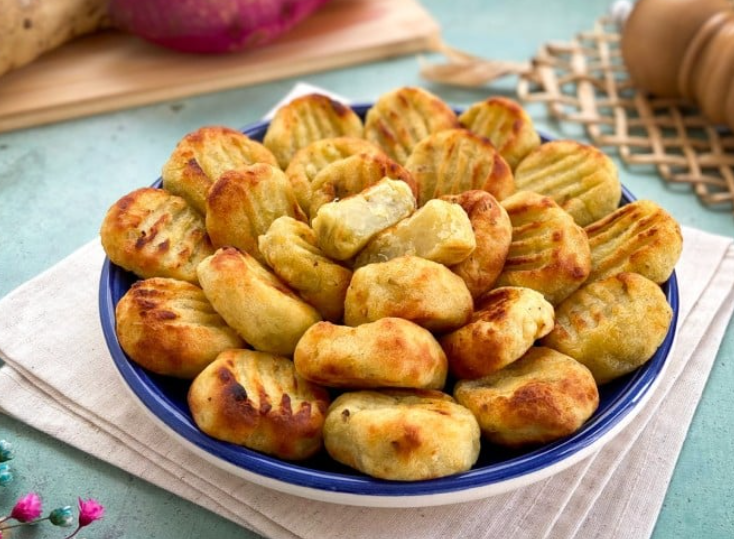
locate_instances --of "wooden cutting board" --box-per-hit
[0,0,440,133]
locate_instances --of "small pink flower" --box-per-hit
[10,492,42,522]
[77,497,104,527]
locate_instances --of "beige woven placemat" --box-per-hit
[422,16,734,215]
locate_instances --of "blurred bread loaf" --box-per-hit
[0,0,108,78]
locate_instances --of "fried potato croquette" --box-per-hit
[312,177,416,261]
[354,199,476,268]
[258,216,352,322]
[542,272,673,384]
[205,163,306,264]
[459,96,541,170]
[454,347,599,447]
[197,247,321,356]
[441,191,512,300]
[584,199,683,284]
[285,137,387,218]
[309,152,417,218]
[323,389,480,480]
[405,128,515,206]
[115,277,244,378]
[344,255,473,332]
[497,191,591,305]
[161,125,279,215]
[441,287,555,380]
[263,94,364,169]
[100,187,214,283]
[513,140,622,226]
[294,318,448,389]
[188,349,330,460]
[364,86,460,164]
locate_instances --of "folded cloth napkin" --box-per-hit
[1,222,732,539]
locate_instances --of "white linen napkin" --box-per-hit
[0,225,732,539]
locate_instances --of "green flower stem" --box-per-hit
[0,515,52,530]
[62,525,83,539]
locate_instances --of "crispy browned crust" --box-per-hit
[441,287,554,380]
[542,272,673,384]
[405,128,515,206]
[264,94,364,169]
[459,96,541,170]
[513,140,622,226]
[100,187,214,283]
[454,347,599,447]
[115,277,243,378]
[197,247,322,357]
[441,190,512,299]
[258,216,352,322]
[363,86,460,165]
[188,349,330,460]
[205,163,307,263]
[344,255,474,332]
[323,389,480,480]
[294,318,448,389]
[584,199,683,284]
[161,125,279,215]
[497,191,591,305]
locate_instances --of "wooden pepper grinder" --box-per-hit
[621,0,734,130]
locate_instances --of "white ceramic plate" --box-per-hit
[99,104,679,507]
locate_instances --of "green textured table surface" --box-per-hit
[1,0,733,537]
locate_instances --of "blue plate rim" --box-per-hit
[98,102,680,498]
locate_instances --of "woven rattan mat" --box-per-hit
[423,16,734,214]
